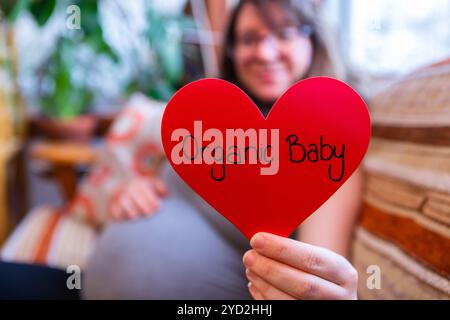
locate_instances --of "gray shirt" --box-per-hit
[82,163,252,299]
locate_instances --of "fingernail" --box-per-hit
[248,282,253,289]
[243,250,256,267]
[245,268,255,281]
[250,233,265,250]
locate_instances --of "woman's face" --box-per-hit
[233,3,313,104]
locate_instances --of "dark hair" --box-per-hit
[221,0,342,87]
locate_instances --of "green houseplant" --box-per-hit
[32,0,119,141]
[1,0,119,141]
[126,3,194,102]
[2,1,193,141]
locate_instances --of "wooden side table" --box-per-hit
[31,142,98,201]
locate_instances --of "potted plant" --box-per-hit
[1,0,119,142]
[31,0,119,142]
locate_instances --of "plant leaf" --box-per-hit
[3,0,31,23]
[29,0,56,26]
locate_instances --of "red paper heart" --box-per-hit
[161,77,371,240]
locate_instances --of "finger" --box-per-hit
[250,232,353,285]
[130,193,153,216]
[152,177,169,197]
[246,269,296,300]
[140,184,161,210]
[120,195,140,219]
[110,205,121,220]
[112,205,128,221]
[248,282,265,300]
[131,187,159,215]
[111,195,128,220]
[243,250,348,300]
[110,186,126,220]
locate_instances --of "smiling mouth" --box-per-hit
[255,66,284,83]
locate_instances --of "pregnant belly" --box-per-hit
[82,168,251,299]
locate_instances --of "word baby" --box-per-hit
[170,121,345,182]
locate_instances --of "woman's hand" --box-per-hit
[111,176,168,221]
[243,232,358,300]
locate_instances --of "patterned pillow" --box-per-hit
[352,61,450,299]
[69,93,166,227]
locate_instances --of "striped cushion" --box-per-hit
[352,60,450,299]
[1,206,97,269]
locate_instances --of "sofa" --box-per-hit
[351,59,450,299]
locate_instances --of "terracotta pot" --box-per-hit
[32,115,98,143]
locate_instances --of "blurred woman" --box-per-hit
[84,0,361,300]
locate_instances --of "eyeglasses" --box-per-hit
[234,24,313,54]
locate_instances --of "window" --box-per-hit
[325,0,450,77]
